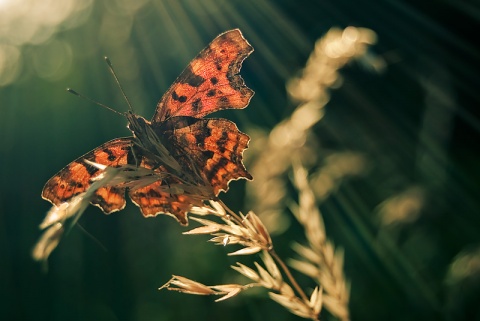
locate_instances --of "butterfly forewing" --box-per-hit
[152,29,254,122]
[41,138,134,213]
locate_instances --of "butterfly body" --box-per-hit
[126,112,183,175]
[42,29,253,225]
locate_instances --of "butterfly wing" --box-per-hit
[156,116,252,196]
[129,180,204,226]
[152,29,254,122]
[42,138,134,213]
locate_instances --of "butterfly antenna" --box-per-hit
[67,88,124,116]
[104,56,135,113]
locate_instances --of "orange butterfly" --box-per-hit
[42,29,254,225]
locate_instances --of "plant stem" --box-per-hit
[269,248,310,304]
[218,199,245,225]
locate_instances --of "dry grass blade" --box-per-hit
[269,292,317,320]
[183,216,224,235]
[261,251,282,281]
[214,288,242,302]
[228,246,263,256]
[309,286,323,315]
[159,275,216,295]
[292,242,322,264]
[288,259,319,279]
[231,262,261,282]
[160,276,256,302]
[31,222,64,263]
[254,261,278,289]
[211,284,244,301]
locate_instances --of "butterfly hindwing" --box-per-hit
[152,29,254,122]
[157,116,252,195]
[129,180,204,225]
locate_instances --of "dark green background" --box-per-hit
[1,0,479,320]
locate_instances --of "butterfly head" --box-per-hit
[126,111,150,138]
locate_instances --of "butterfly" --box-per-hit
[41,29,254,225]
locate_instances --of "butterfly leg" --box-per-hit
[129,142,142,168]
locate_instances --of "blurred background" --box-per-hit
[1,0,479,320]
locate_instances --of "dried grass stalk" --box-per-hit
[247,27,377,233]
[290,164,351,321]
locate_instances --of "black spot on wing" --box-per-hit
[134,188,162,198]
[216,96,230,109]
[91,186,124,207]
[68,180,83,188]
[216,131,229,153]
[172,90,187,103]
[214,58,222,71]
[181,65,206,87]
[205,157,229,182]
[203,150,214,162]
[103,148,116,161]
[192,98,203,113]
[230,136,241,163]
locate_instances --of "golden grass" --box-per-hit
[246,27,377,235]
[161,200,324,320]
